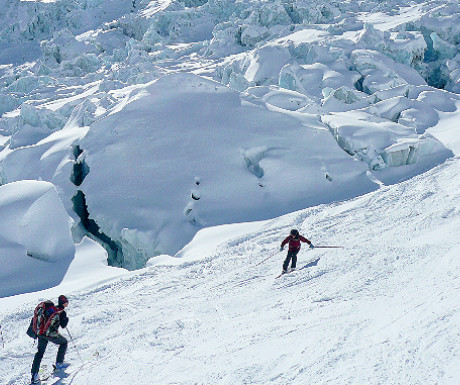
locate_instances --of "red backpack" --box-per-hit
[26,301,61,339]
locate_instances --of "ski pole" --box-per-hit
[65,328,84,364]
[313,246,344,249]
[0,323,4,349]
[255,250,281,266]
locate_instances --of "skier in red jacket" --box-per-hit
[280,229,314,274]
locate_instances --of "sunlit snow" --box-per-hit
[0,0,459,384]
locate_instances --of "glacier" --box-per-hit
[0,0,459,270]
[0,1,459,384]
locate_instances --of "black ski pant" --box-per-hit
[283,250,299,271]
[31,334,68,374]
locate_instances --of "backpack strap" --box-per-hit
[32,306,40,334]
[42,308,63,336]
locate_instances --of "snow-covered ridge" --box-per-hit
[0,0,459,274]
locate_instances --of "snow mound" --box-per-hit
[79,72,377,268]
[322,108,452,170]
[0,180,75,298]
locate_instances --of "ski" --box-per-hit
[275,257,320,279]
[48,351,99,385]
[275,268,296,279]
[40,370,56,383]
[27,351,99,384]
[31,364,68,384]
[28,372,53,384]
[28,364,54,384]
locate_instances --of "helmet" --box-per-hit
[290,229,299,237]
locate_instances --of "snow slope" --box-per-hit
[0,156,458,385]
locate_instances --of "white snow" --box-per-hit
[428,100,460,156]
[0,180,75,297]
[0,0,459,383]
[79,72,377,268]
[1,157,459,385]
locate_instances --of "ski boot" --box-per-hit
[30,373,40,384]
[54,362,71,371]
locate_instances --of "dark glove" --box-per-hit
[309,243,315,249]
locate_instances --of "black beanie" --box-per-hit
[58,295,68,306]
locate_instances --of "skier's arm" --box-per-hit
[299,235,311,244]
[59,311,69,328]
[280,237,290,248]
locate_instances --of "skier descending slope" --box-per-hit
[29,295,70,384]
[280,229,314,274]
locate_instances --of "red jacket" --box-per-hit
[281,235,311,251]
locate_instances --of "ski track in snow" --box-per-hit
[1,159,459,385]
